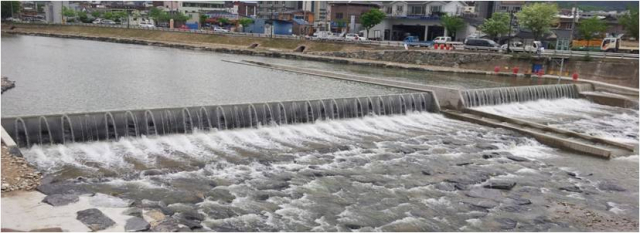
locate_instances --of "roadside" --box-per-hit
[1,23,399,53]
[1,144,41,194]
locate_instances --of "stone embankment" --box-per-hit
[1,145,41,193]
[2,76,15,93]
[309,50,506,68]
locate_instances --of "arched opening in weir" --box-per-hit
[39,116,53,145]
[14,118,29,148]
[104,113,118,140]
[182,108,193,133]
[232,106,243,129]
[61,115,74,144]
[355,99,363,118]
[263,103,273,125]
[277,103,287,125]
[83,114,96,142]
[305,101,314,123]
[410,96,417,112]
[367,98,374,116]
[144,110,158,136]
[163,110,176,134]
[198,107,211,130]
[125,111,138,137]
[399,96,407,114]
[331,99,340,119]
[248,104,259,128]
[378,97,386,115]
[216,106,227,130]
[290,103,299,124]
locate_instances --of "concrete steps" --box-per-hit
[441,109,637,159]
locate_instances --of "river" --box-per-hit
[1,34,638,232]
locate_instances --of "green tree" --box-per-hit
[479,12,510,41]
[103,12,114,20]
[62,6,76,23]
[335,19,346,28]
[77,11,90,23]
[578,17,607,52]
[91,11,101,18]
[199,14,209,27]
[114,11,127,23]
[516,2,559,41]
[218,17,229,26]
[619,6,639,38]
[360,9,385,38]
[1,1,20,19]
[440,14,465,39]
[238,18,254,30]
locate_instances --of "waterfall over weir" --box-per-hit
[460,84,580,108]
[2,93,439,148]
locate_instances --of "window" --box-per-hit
[513,7,521,11]
[501,6,508,11]
[430,5,442,14]
[396,5,403,13]
[409,5,425,15]
[386,7,392,14]
[336,13,343,19]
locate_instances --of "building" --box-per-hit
[302,1,329,30]
[475,1,524,19]
[329,1,380,33]
[256,1,302,19]
[368,1,468,41]
[45,1,69,23]
[276,10,314,35]
[234,1,257,17]
[176,1,235,23]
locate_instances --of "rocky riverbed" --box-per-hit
[3,110,636,232]
[1,144,41,193]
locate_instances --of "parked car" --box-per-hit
[101,20,116,25]
[433,36,452,44]
[464,38,500,51]
[500,41,541,53]
[213,27,229,33]
[138,22,155,28]
[92,19,102,24]
[345,33,367,41]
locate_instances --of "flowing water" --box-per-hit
[2,35,639,231]
[24,111,639,231]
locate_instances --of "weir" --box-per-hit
[460,84,587,108]
[1,93,439,147]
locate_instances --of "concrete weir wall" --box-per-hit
[1,93,439,147]
[310,50,640,88]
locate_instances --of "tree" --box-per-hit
[114,11,127,23]
[77,11,90,23]
[479,12,510,41]
[619,6,639,38]
[440,14,465,39]
[199,14,208,27]
[238,18,254,30]
[578,17,607,52]
[360,9,385,38]
[103,12,114,20]
[1,1,20,19]
[217,17,229,26]
[516,2,559,41]
[62,6,76,23]
[91,11,101,19]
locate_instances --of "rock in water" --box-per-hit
[466,188,503,200]
[42,194,79,206]
[89,193,134,208]
[122,207,143,218]
[125,217,150,232]
[506,155,529,162]
[76,208,116,231]
[496,218,518,229]
[484,181,516,190]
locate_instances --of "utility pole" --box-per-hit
[270,4,274,38]
[569,1,577,48]
[507,10,514,53]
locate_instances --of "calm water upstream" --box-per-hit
[1,34,638,232]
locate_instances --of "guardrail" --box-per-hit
[545,49,639,59]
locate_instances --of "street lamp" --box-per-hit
[506,10,514,53]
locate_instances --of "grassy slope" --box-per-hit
[4,24,391,52]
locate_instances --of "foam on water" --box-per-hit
[473,98,639,145]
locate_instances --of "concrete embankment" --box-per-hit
[3,27,636,97]
[311,49,640,88]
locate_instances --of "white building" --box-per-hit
[367,1,467,41]
[174,1,235,23]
